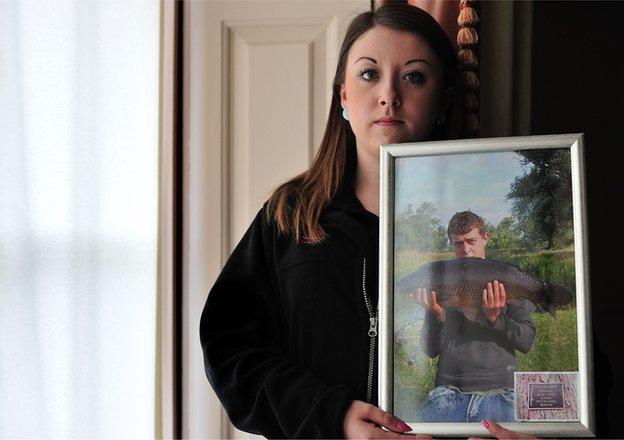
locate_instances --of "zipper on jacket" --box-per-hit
[362,257,378,403]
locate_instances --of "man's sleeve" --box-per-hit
[199,207,354,438]
[419,310,444,358]
[486,299,536,353]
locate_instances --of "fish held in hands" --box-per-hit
[396,257,573,316]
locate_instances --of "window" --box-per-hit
[0,1,159,436]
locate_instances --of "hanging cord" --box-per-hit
[457,0,480,138]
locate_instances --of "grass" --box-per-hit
[393,308,578,420]
[516,307,578,371]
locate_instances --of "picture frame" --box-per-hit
[378,134,594,437]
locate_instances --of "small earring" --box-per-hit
[342,107,349,121]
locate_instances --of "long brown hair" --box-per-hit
[267,2,458,243]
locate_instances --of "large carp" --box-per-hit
[395,257,573,315]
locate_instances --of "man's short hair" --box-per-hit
[447,211,486,240]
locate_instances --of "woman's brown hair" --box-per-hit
[266,2,458,243]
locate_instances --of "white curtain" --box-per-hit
[0,1,159,437]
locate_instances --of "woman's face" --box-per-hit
[340,26,447,158]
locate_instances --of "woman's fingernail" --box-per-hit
[396,420,411,432]
[482,419,491,429]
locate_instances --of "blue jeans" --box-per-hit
[414,385,515,422]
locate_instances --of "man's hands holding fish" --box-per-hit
[483,280,506,324]
[411,280,508,325]
[412,288,445,322]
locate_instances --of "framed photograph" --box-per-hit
[378,134,594,437]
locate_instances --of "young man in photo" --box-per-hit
[413,211,536,422]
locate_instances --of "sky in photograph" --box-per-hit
[394,151,527,228]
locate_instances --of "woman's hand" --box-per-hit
[343,400,432,439]
[469,419,540,440]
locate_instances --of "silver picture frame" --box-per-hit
[378,134,594,437]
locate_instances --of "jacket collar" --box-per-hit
[321,181,377,257]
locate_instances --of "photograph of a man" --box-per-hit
[412,211,536,422]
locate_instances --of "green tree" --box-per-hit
[489,216,521,250]
[395,201,445,252]
[508,150,573,250]
[434,225,449,252]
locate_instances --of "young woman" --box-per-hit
[200,3,532,439]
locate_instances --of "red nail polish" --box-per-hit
[482,419,491,429]
[397,421,411,432]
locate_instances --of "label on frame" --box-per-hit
[514,372,580,421]
[528,382,564,409]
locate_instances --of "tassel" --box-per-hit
[462,70,480,89]
[458,48,478,68]
[464,113,480,133]
[458,7,480,26]
[457,0,480,138]
[457,27,478,46]
[464,92,479,110]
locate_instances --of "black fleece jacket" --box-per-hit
[199,184,380,438]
